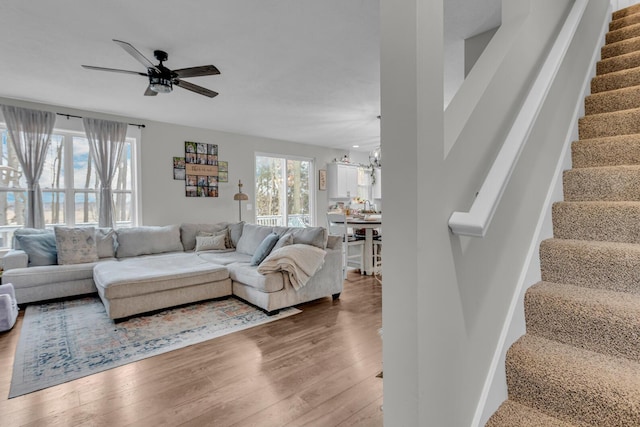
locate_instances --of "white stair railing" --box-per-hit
[448,0,589,237]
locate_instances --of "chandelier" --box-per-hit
[369,146,382,168]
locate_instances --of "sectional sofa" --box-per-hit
[1,222,343,319]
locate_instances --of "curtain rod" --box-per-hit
[56,113,145,129]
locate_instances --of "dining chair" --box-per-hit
[372,236,382,284]
[326,212,364,279]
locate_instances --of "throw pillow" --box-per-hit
[195,234,227,252]
[272,232,294,252]
[14,233,57,266]
[227,221,244,248]
[250,232,280,266]
[12,228,53,251]
[197,229,229,248]
[95,228,116,258]
[54,226,99,265]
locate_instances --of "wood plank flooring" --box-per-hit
[0,272,382,426]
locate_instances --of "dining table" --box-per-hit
[340,216,382,276]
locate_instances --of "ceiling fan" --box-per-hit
[82,39,220,98]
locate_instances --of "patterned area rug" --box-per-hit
[9,296,300,398]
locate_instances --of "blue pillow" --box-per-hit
[250,232,280,266]
[15,233,58,266]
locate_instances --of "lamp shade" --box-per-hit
[233,179,249,221]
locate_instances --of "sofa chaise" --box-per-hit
[1,222,343,319]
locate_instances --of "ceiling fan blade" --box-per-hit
[144,86,158,96]
[112,39,159,72]
[174,79,218,98]
[172,65,220,78]
[82,65,147,76]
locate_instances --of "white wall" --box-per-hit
[140,121,344,226]
[465,27,499,76]
[444,39,466,108]
[0,96,344,227]
[611,0,637,11]
[380,0,608,425]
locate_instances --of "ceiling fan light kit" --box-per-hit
[82,40,220,98]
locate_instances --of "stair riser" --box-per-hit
[610,13,640,32]
[585,87,640,115]
[602,37,640,59]
[552,202,640,243]
[597,51,640,75]
[591,68,640,93]
[540,239,640,294]
[607,23,640,44]
[525,284,640,362]
[572,137,640,168]
[563,167,640,201]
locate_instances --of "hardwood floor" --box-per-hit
[0,272,382,426]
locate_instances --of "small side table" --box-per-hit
[0,283,18,332]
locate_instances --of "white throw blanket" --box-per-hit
[257,244,327,290]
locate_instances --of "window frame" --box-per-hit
[254,152,316,227]
[0,117,141,249]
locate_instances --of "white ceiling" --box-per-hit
[0,1,500,153]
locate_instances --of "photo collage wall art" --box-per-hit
[173,141,229,196]
[185,141,218,197]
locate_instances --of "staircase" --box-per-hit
[487,4,640,426]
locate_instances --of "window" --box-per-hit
[255,154,314,227]
[0,125,138,248]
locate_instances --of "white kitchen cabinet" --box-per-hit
[327,163,359,199]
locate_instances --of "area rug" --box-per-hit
[9,296,300,398]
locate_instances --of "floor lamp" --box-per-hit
[233,180,249,221]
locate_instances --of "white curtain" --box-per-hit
[82,118,127,228]
[1,105,55,229]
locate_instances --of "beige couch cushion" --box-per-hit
[94,252,228,299]
[180,222,231,251]
[115,225,184,258]
[227,262,285,293]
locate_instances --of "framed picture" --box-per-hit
[218,161,228,182]
[173,157,186,180]
[319,169,327,191]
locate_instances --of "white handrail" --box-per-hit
[448,0,588,237]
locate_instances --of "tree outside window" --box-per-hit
[255,154,313,227]
[0,127,136,248]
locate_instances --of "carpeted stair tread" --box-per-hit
[491,4,640,424]
[552,201,640,243]
[486,400,579,427]
[540,238,640,294]
[610,12,640,32]
[572,134,640,168]
[607,22,640,44]
[590,65,640,93]
[525,281,640,362]
[585,85,640,115]
[578,108,640,139]
[597,50,640,75]
[601,35,640,60]
[613,3,640,21]
[506,334,640,426]
[563,165,640,201]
